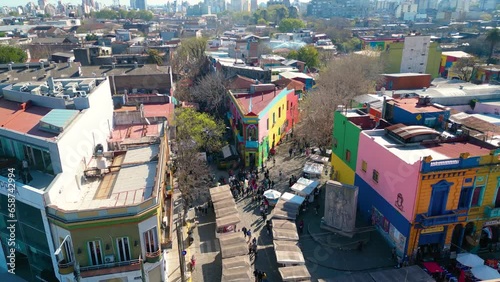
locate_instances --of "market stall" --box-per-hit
[263,189,282,206]
[214,198,237,211]
[222,255,251,270]
[274,240,305,266]
[214,206,239,218]
[291,177,319,202]
[211,190,234,203]
[309,153,329,164]
[216,214,241,236]
[273,219,297,231]
[281,192,305,208]
[273,228,299,241]
[303,161,324,179]
[219,233,248,259]
[278,265,311,282]
[221,267,253,282]
[471,265,500,280]
[209,184,231,196]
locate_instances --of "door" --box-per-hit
[249,153,255,168]
[429,181,451,216]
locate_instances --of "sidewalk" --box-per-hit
[165,190,192,282]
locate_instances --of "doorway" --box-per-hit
[450,224,463,252]
[249,153,255,168]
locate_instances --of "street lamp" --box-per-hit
[54,235,80,282]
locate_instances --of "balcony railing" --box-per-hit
[145,249,161,263]
[58,261,75,275]
[79,259,142,278]
[485,206,500,218]
[415,210,463,227]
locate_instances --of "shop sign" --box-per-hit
[421,226,444,234]
[484,220,500,226]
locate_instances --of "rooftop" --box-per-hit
[279,72,313,80]
[366,130,493,164]
[0,99,59,139]
[383,73,430,78]
[388,98,445,114]
[442,51,473,58]
[51,144,160,211]
[233,89,281,116]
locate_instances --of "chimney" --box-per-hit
[8,64,12,71]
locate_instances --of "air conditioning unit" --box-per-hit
[104,255,115,263]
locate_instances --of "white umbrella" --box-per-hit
[457,253,484,267]
[264,189,282,200]
[471,265,500,280]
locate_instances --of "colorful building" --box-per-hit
[331,109,390,185]
[356,124,498,258]
[228,83,299,167]
[439,51,473,79]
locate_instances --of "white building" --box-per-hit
[400,36,432,74]
[395,2,418,20]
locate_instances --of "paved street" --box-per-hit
[187,140,397,281]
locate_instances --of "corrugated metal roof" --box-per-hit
[40,109,79,129]
[113,162,157,201]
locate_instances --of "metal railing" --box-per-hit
[80,259,141,272]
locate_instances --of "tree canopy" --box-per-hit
[486,28,500,61]
[190,72,228,119]
[147,49,163,65]
[92,9,154,21]
[175,108,226,153]
[450,57,478,82]
[278,18,306,33]
[295,54,384,149]
[0,46,27,64]
[287,45,320,68]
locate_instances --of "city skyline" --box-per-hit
[1,0,293,7]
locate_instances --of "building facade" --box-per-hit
[380,36,442,79]
[439,51,473,79]
[228,84,298,167]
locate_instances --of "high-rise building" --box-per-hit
[38,0,47,9]
[130,0,136,9]
[307,0,369,18]
[135,0,147,10]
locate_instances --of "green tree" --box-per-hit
[93,9,118,19]
[0,32,6,37]
[136,10,154,21]
[486,28,500,61]
[295,45,320,68]
[450,57,478,82]
[278,18,305,32]
[0,46,27,64]
[287,50,298,60]
[174,37,208,79]
[8,11,19,17]
[268,5,289,23]
[341,37,362,53]
[147,49,163,65]
[257,18,267,25]
[85,33,98,41]
[175,108,226,153]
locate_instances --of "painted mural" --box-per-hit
[324,180,358,233]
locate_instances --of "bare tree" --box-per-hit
[171,37,209,80]
[294,54,384,150]
[450,57,479,82]
[190,72,228,119]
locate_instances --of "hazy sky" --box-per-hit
[0,0,275,7]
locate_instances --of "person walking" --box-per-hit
[252,237,257,245]
[298,219,304,234]
[262,212,267,222]
[247,230,252,241]
[190,255,196,271]
[289,148,293,158]
[253,244,258,261]
[279,170,283,181]
[242,227,248,238]
[391,247,397,261]
[257,270,263,282]
[273,157,276,167]
[266,223,271,235]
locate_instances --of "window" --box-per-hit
[59,238,74,263]
[273,113,276,124]
[287,101,289,111]
[345,150,351,162]
[88,240,103,265]
[361,161,367,172]
[117,237,131,262]
[372,170,379,183]
[458,186,473,209]
[266,118,269,130]
[278,107,281,118]
[144,227,158,253]
[23,144,53,174]
[471,186,484,207]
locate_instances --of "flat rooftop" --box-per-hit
[51,144,160,211]
[389,98,444,114]
[367,130,493,164]
[0,99,59,139]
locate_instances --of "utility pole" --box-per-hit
[176,219,186,281]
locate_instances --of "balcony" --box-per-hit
[80,259,141,278]
[145,249,161,263]
[485,206,500,218]
[245,140,259,149]
[415,210,464,227]
[58,260,75,275]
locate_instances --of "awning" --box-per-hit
[303,161,324,176]
[210,184,231,196]
[211,191,234,203]
[291,178,319,196]
[281,192,305,207]
[278,265,311,281]
[274,240,301,252]
[275,249,305,265]
[222,255,251,270]
[272,219,297,230]
[222,267,253,281]
[219,232,245,246]
[264,189,282,200]
[273,228,299,241]
[215,206,239,218]
[214,198,237,211]
[309,154,329,164]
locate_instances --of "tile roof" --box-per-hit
[228,75,256,90]
[388,98,444,114]
[424,141,493,158]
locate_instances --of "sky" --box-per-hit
[1,0,277,7]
